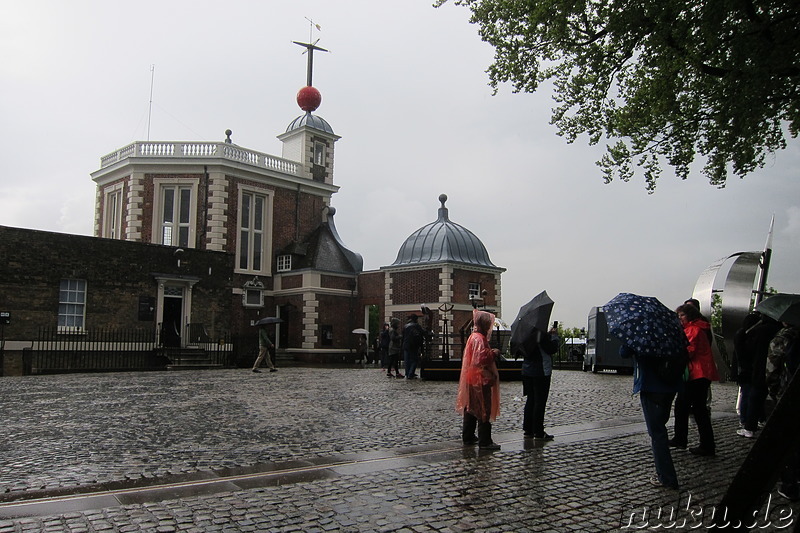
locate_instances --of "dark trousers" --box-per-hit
[641,391,679,488]
[404,349,419,377]
[744,384,768,432]
[387,352,400,375]
[462,386,493,445]
[780,448,800,498]
[522,375,551,437]
[738,383,751,425]
[673,378,715,451]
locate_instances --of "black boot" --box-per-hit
[462,412,478,445]
[478,421,500,450]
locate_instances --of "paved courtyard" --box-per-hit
[0,367,796,532]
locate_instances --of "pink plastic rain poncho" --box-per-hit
[455,309,501,422]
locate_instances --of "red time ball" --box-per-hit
[297,86,322,112]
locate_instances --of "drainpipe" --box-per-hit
[295,184,301,241]
[202,165,210,249]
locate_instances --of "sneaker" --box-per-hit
[736,428,754,438]
[463,437,478,446]
[689,446,715,457]
[479,442,501,450]
[533,433,554,441]
[649,474,679,490]
[667,439,687,449]
[395,373,404,378]
[270,368,278,372]
[252,369,261,373]
[387,373,394,378]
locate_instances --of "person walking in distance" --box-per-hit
[252,324,277,373]
[387,319,404,378]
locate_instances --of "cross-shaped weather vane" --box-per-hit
[292,17,328,87]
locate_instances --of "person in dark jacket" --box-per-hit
[379,323,391,371]
[733,312,763,428]
[514,325,559,440]
[766,321,800,501]
[621,345,683,490]
[403,314,426,379]
[737,314,781,438]
[387,319,404,379]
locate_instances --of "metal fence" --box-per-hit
[421,331,583,370]
[24,326,234,375]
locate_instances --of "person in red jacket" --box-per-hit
[669,304,720,456]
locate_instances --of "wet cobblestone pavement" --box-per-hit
[0,367,797,532]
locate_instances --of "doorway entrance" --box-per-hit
[162,288,183,348]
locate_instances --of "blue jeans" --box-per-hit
[404,349,418,378]
[641,391,679,488]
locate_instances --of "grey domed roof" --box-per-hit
[286,112,335,134]
[391,194,499,269]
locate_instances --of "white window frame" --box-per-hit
[151,178,199,248]
[58,279,87,332]
[103,183,124,239]
[242,277,265,309]
[277,254,292,272]
[243,288,264,308]
[313,141,326,166]
[235,186,273,275]
[468,282,481,300]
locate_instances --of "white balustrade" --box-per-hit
[99,141,300,176]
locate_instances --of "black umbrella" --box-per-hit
[756,293,800,326]
[510,290,555,347]
[254,317,283,326]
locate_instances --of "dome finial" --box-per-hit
[438,194,449,221]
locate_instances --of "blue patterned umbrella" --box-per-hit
[603,293,688,357]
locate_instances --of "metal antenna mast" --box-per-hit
[147,64,155,141]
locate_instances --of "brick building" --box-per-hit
[0,48,504,372]
[359,194,505,360]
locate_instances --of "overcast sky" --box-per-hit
[2,1,798,329]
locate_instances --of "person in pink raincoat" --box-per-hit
[456,309,501,450]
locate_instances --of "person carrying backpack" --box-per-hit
[766,321,800,501]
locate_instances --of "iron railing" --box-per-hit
[24,326,234,374]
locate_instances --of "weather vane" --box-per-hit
[292,17,328,87]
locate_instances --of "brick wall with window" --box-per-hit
[0,225,233,341]
[452,269,497,307]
